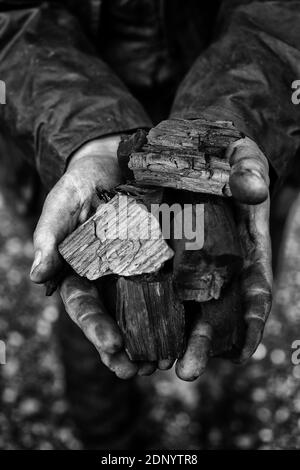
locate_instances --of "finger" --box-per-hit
[227,137,269,205]
[235,197,272,283]
[100,350,139,380]
[30,175,85,283]
[158,358,174,370]
[235,196,272,363]
[138,362,157,376]
[238,276,272,363]
[238,258,272,363]
[238,317,265,363]
[176,321,212,381]
[60,274,123,355]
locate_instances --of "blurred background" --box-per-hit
[0,135,300,450]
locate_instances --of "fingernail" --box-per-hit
[30,250,42,277]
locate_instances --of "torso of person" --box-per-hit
[66,0,221,119]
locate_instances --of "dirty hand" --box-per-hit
[175,137,273,381]
[30,136,156,379]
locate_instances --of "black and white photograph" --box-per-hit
[0,0,299,455]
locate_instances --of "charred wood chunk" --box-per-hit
[117,129,148,180]
[58,190,173,280]
[184,278,244,358]
[169,191,243,302]
[200,279,245,358]
[116,272,185,362]
[128,119,242,197]
[57,119,245,362]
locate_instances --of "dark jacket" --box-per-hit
[0,0,299,188]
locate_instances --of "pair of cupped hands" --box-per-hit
[30,127,272,381]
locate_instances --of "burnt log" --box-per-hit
[58,185,185,362]
[168,191,243,302]
[58,118,246,361]
[58,187,173,280]
[116,272,185,362]
[128,119,242,196]
[121,119,245,357]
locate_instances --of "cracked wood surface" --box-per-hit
[169,192,243,302]
[116,273,185,362]
[58,119,244,361]
[59,191,173,280]
[128,119,242,196]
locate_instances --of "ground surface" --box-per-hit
[0,190,300,450]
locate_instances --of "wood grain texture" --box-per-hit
[128,119,242,196]
[169,192,243,302]
[185,279,244,359]
[116,272,185,362]
[202,279,245,358]
[118,120,245,358]
[59,190,173,280]
[168,190,244,357]
[57,119,245,362]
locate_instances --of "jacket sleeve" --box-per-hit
[171,0,300,181]
[0,1,152,188]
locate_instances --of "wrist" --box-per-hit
[68,135,121,169]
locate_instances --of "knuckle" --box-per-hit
[33,224,56,248]
[102,338,122,355]
[77,308,99,327]
[93,318,122,353]
[228,138,269,186]
[61,277,97,300]
[43,186,63,212]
